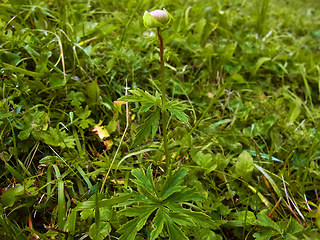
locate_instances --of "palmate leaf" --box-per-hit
[161,168,189,200]
[131,165,160,203]
[166,100,189,124]
[164,188,205,204]
[164,211,189,240]
[139,102,155,113]
[120,205,158,217]
[168,211,196,227]
[117,205,157,240]
[132,108,160,146]
[166,204,219,230]
[119,165,215,240]
[150,206,165,240]
[131,165,156,194]
[119,88,160,105]
[42,127,75,149]
[181,209,219,230]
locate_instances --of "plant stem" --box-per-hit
[157,27,170,173]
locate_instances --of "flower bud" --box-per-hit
[143,9,172,29]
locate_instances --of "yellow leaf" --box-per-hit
[103,139,113,150]
[113,100,126,106]
[110,178,125,184]
[91,121,110,140]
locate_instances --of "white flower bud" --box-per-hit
[143,8,172,29]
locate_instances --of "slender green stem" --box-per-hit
[157,27,170,172]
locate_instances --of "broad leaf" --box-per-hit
[88,221,111,240]
[256,213,281,233]
[91,120,110,140]
[86,79,100,103]
[1,185,24,207]
[234,151,254,181]
[253,230,278,240]
[42,127,75,149]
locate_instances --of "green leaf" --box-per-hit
[89,221,111,240]
[167,205,218,230]
[256,213,281,233]
[190,149,217,174]
[66,91,86,107]
[5,163,24,182]
[286,217,304,234]
[287,98,301,123]
[120,205,157,217]
[234,210,256,226]
[132,109,160,146]
[0,185,24,207]
[58,179,66,230]
[231,73,247,84]
[119,89,159,105]
[150,207,165,240]
[161,168,188,200]
[165,188,205,203]
[75,105,92,120]
[86,80,100,103]
[39,156,60,165]
[186,211,218,229]
[164,213,189,240]
[252,57,271,75]
[151,108,160,138]
[253,230,278,240]
[196,229,220,240]
[42,127,75,149]
[1,62,43,78]
[18,128,32,140]
[131,165,160,202]
[222,42,237,61]
[49,75,65,88]
[166,100,189,124]
[168,211,195,227]
[254,164,282,199]
[118,206,157,240]
[139,102,155,113]
[75,193,133,210]
[131,165,156,193]
[234,151,254,181]
[65,209,77,236]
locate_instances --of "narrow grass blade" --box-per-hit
[76,166,92,189]
[57,179,66,231]
[75,193,133,210]
[254,163,282,199]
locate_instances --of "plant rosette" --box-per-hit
[143,9,173,29]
